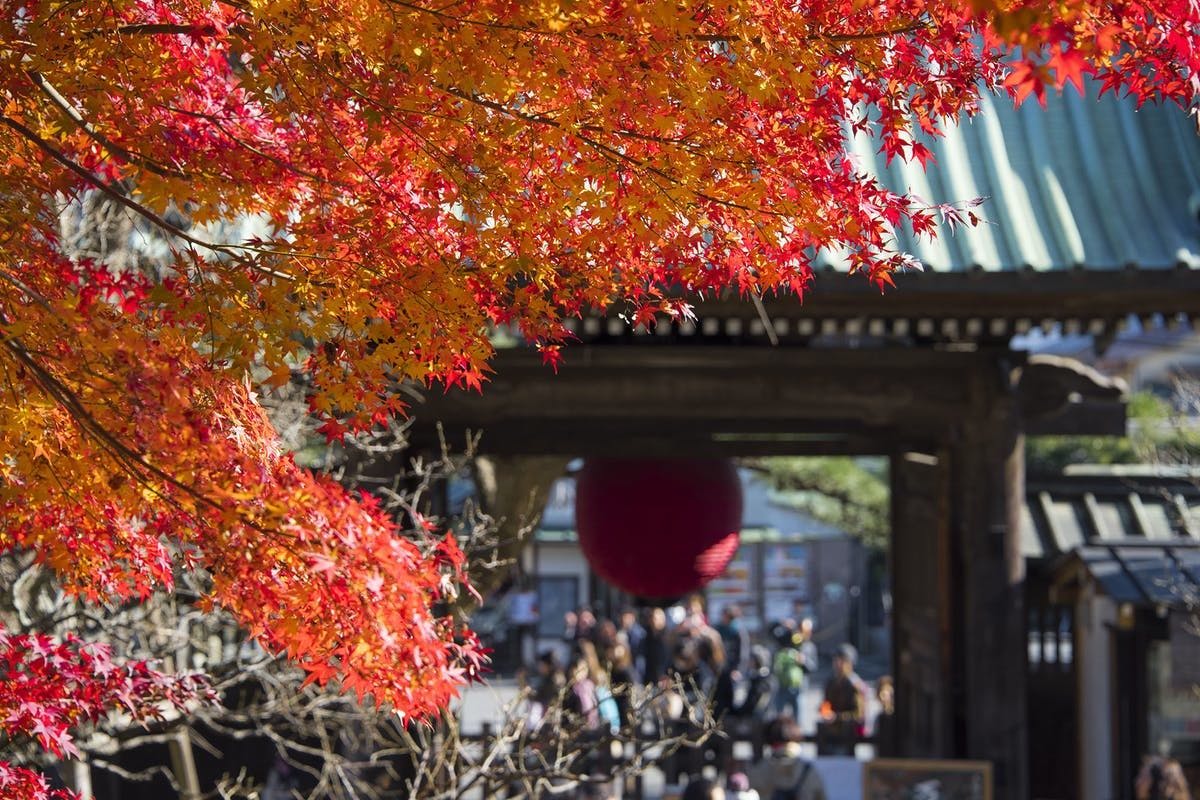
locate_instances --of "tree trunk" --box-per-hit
[469,455,569,599]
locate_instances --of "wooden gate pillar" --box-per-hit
[952,357,1028,800]
[890,448,954,758]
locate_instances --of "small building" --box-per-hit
[1024,466,1200,800]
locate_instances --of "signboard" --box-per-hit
[862,759,993,800]
[706,543,758,628]
[763,542,809,623]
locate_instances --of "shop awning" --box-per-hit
[1052,542,1200,607]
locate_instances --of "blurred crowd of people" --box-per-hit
[514,595,897,799]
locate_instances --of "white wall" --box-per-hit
[1077,584,1117,800]
[536,543,589,592]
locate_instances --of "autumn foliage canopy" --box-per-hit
[0,0,1196,794]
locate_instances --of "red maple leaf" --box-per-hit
[910,141,936,170]
[1048,43,1089,93]
[1004,60,1048,108]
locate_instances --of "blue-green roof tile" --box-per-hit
[828,83,1200,273]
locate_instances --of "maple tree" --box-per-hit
[0,628,209,799]
[0,1,1196,796]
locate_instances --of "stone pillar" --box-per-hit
[952,356,1028,800]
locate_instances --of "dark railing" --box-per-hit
[468,718,874,799]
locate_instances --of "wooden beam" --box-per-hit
[424,422,897,457]
[409,346,1123,457]
[408,346,988,456]
[703,268,1200,321]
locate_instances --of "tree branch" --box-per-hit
[28,70,191,180]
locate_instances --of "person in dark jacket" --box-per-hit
[526,650,565,731]
[703,631,736,768]
[606,642,639,723]
[748,718,827,800]
[640,606,671,684]
[819,644,867,756]
[714,604,751,670]
[732,645,774,719]
[873,675,897,757]
[681,776,725,800]
[712,660,737,720]
[618,607,646,653]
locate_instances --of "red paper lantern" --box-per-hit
[574,458,743,600]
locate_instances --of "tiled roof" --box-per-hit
[830,84,1200,273]
[562,91,1200,344]
[1058,544,1200,606]
[1026,468,1200,606]
[1023,467,1200,560]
